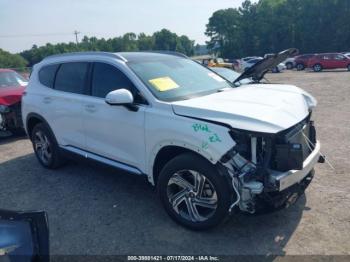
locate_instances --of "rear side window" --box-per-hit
[38,64,59,88]
[54,62,89,94]
[91,62,135,98]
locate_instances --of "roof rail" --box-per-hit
[145,51,188,59]
[43,51,126,61]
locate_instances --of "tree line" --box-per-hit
[1,0,349,69]
[206,0,350,58]
[0,29,195,68]
[0,48,28,69]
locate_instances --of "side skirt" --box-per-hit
[60,145,144,176]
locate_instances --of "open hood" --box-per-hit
[172,84,316,134]
[234,48,299,83]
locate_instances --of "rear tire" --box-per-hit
[347,64,350,71]
[157,153,232,230]
[313,64,322,72]
[31,123,65,169]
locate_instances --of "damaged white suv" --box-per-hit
[22,49,322,229]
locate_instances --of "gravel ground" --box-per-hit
[0,70,349,257]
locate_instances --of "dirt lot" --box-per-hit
[0,70,349,257]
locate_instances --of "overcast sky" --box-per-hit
[0,0,255,53]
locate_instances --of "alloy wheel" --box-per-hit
[33,130,52,165]
[167,170,218,222]
[314,64,321,72]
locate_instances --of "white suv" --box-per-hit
[22,51,322,229]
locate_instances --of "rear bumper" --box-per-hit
[268,140,321,191]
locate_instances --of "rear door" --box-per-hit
[50,62,90,148]
[82,62,146,170]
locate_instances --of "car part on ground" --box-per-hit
[22,51,322,229]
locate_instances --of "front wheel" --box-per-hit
[157,153,232,230]
[347,64,350,71]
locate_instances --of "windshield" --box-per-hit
[128,57,233,101]
[0,71,28,88]
[210,67,251,85]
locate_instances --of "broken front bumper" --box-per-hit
[268,140,321,191]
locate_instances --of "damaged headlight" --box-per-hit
[0,105,10,114]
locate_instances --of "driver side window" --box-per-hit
[91,62,146,104]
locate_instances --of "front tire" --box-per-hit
[31,123,65,169]
[157,153,232,230]
[347,64,350,71]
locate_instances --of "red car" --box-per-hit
[0,69,28,134]
[308,53,350,72]
[294,54,315,71]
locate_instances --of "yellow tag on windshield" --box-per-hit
[149,77,179,92]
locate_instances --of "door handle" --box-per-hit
[43,97,52,104]
[85,104,96,113]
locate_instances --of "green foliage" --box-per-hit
[0,48,28,69]
[19,29,195,66]
[206,0,350,58]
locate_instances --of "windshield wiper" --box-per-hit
[233,48,299,84]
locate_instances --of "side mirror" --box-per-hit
[105,89,134,105]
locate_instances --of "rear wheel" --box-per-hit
[31,123,65,169]
[313,64,322,72]
[157,153,232,230]
[347,64,350,71]
[296,63,304,71]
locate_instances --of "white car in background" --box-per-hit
[239,57,262,71]
[22,50,322,229]
[283,57,296,69]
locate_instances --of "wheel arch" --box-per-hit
[26,113,54,139]
[150,143,219,186]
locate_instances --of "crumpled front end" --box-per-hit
[220,114,322,213]
[0,102,23,132]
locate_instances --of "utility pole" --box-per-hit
[74,30,80,44]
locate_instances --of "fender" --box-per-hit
[145,113,236,184]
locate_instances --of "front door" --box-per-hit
[82,62,146,171]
